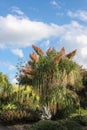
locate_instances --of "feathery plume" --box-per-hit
[22,68,35,75]
[32,44,44,56]
[46,48,52,56]
[66,49,77,59]
[53,47,65,65]
[30,52,38,63]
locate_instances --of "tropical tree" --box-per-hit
[18,45,83,117]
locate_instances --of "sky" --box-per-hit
[0,0,87,84]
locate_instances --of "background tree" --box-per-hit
[0,72,12,103]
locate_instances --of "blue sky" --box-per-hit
[0,0,87,84]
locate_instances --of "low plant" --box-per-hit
[63,120,83,130]
[0,109,40,125]
[29,119,83,130]
[29,120,67,130]
[2,103,17,111]
[71,115,87,126]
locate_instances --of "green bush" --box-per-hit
[71,115,87,126]
[0,109,40,125]
[63,120,83,130]
[29,120,83,130]
[53,91,79,119]
[29,120,67,130]
[2,103,17,111]
[80,115,87,125]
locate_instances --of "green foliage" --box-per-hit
[76,108,87,115]
[2,103,17,111]
[49,86,79,119]
[0,72,12,99]
[80,115,87,126]
[59,59,78,74]
[32,53,60,106]
[70,115,87,126]
[63,120,83,130]
[18,46,83,119]
[29,120,83,130]
[0,46,86,126]
[0,84,40,114]
[11,85,40,110]
[0,109,40,125]
[29,120,67,130]
[69,108,87,126]
[82,70,87,87]
[77,70,87,108]
[0,72,13,111]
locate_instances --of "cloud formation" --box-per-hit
[50,0,61,9]
[0,14,60,49]
[67,10,87,22]
[11,6,25,16]
[11,49,24,58]
[0,9,87,68]
[51,0,58,6]
[56,21,87,68]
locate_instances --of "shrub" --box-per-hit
[71,115,87,126]
[29,120,83,130]
[0,109,40,125]
[2,103,17,111]
[52,89,79,119]
[80,115,87,126]
[29,120,67,130]
[63,120,83,130]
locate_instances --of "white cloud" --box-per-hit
[11,49,24,58]
[67,10,87,22]
[77,35,87,45]
[11,6,25,16]
[0,10,87,68]
[40,39,50,49]
[55,20,87,68]
[50,0,61,8]
[0,14,60,49]
[51,0,58,6]
[81,47,87,58]
[45,40,50,47]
